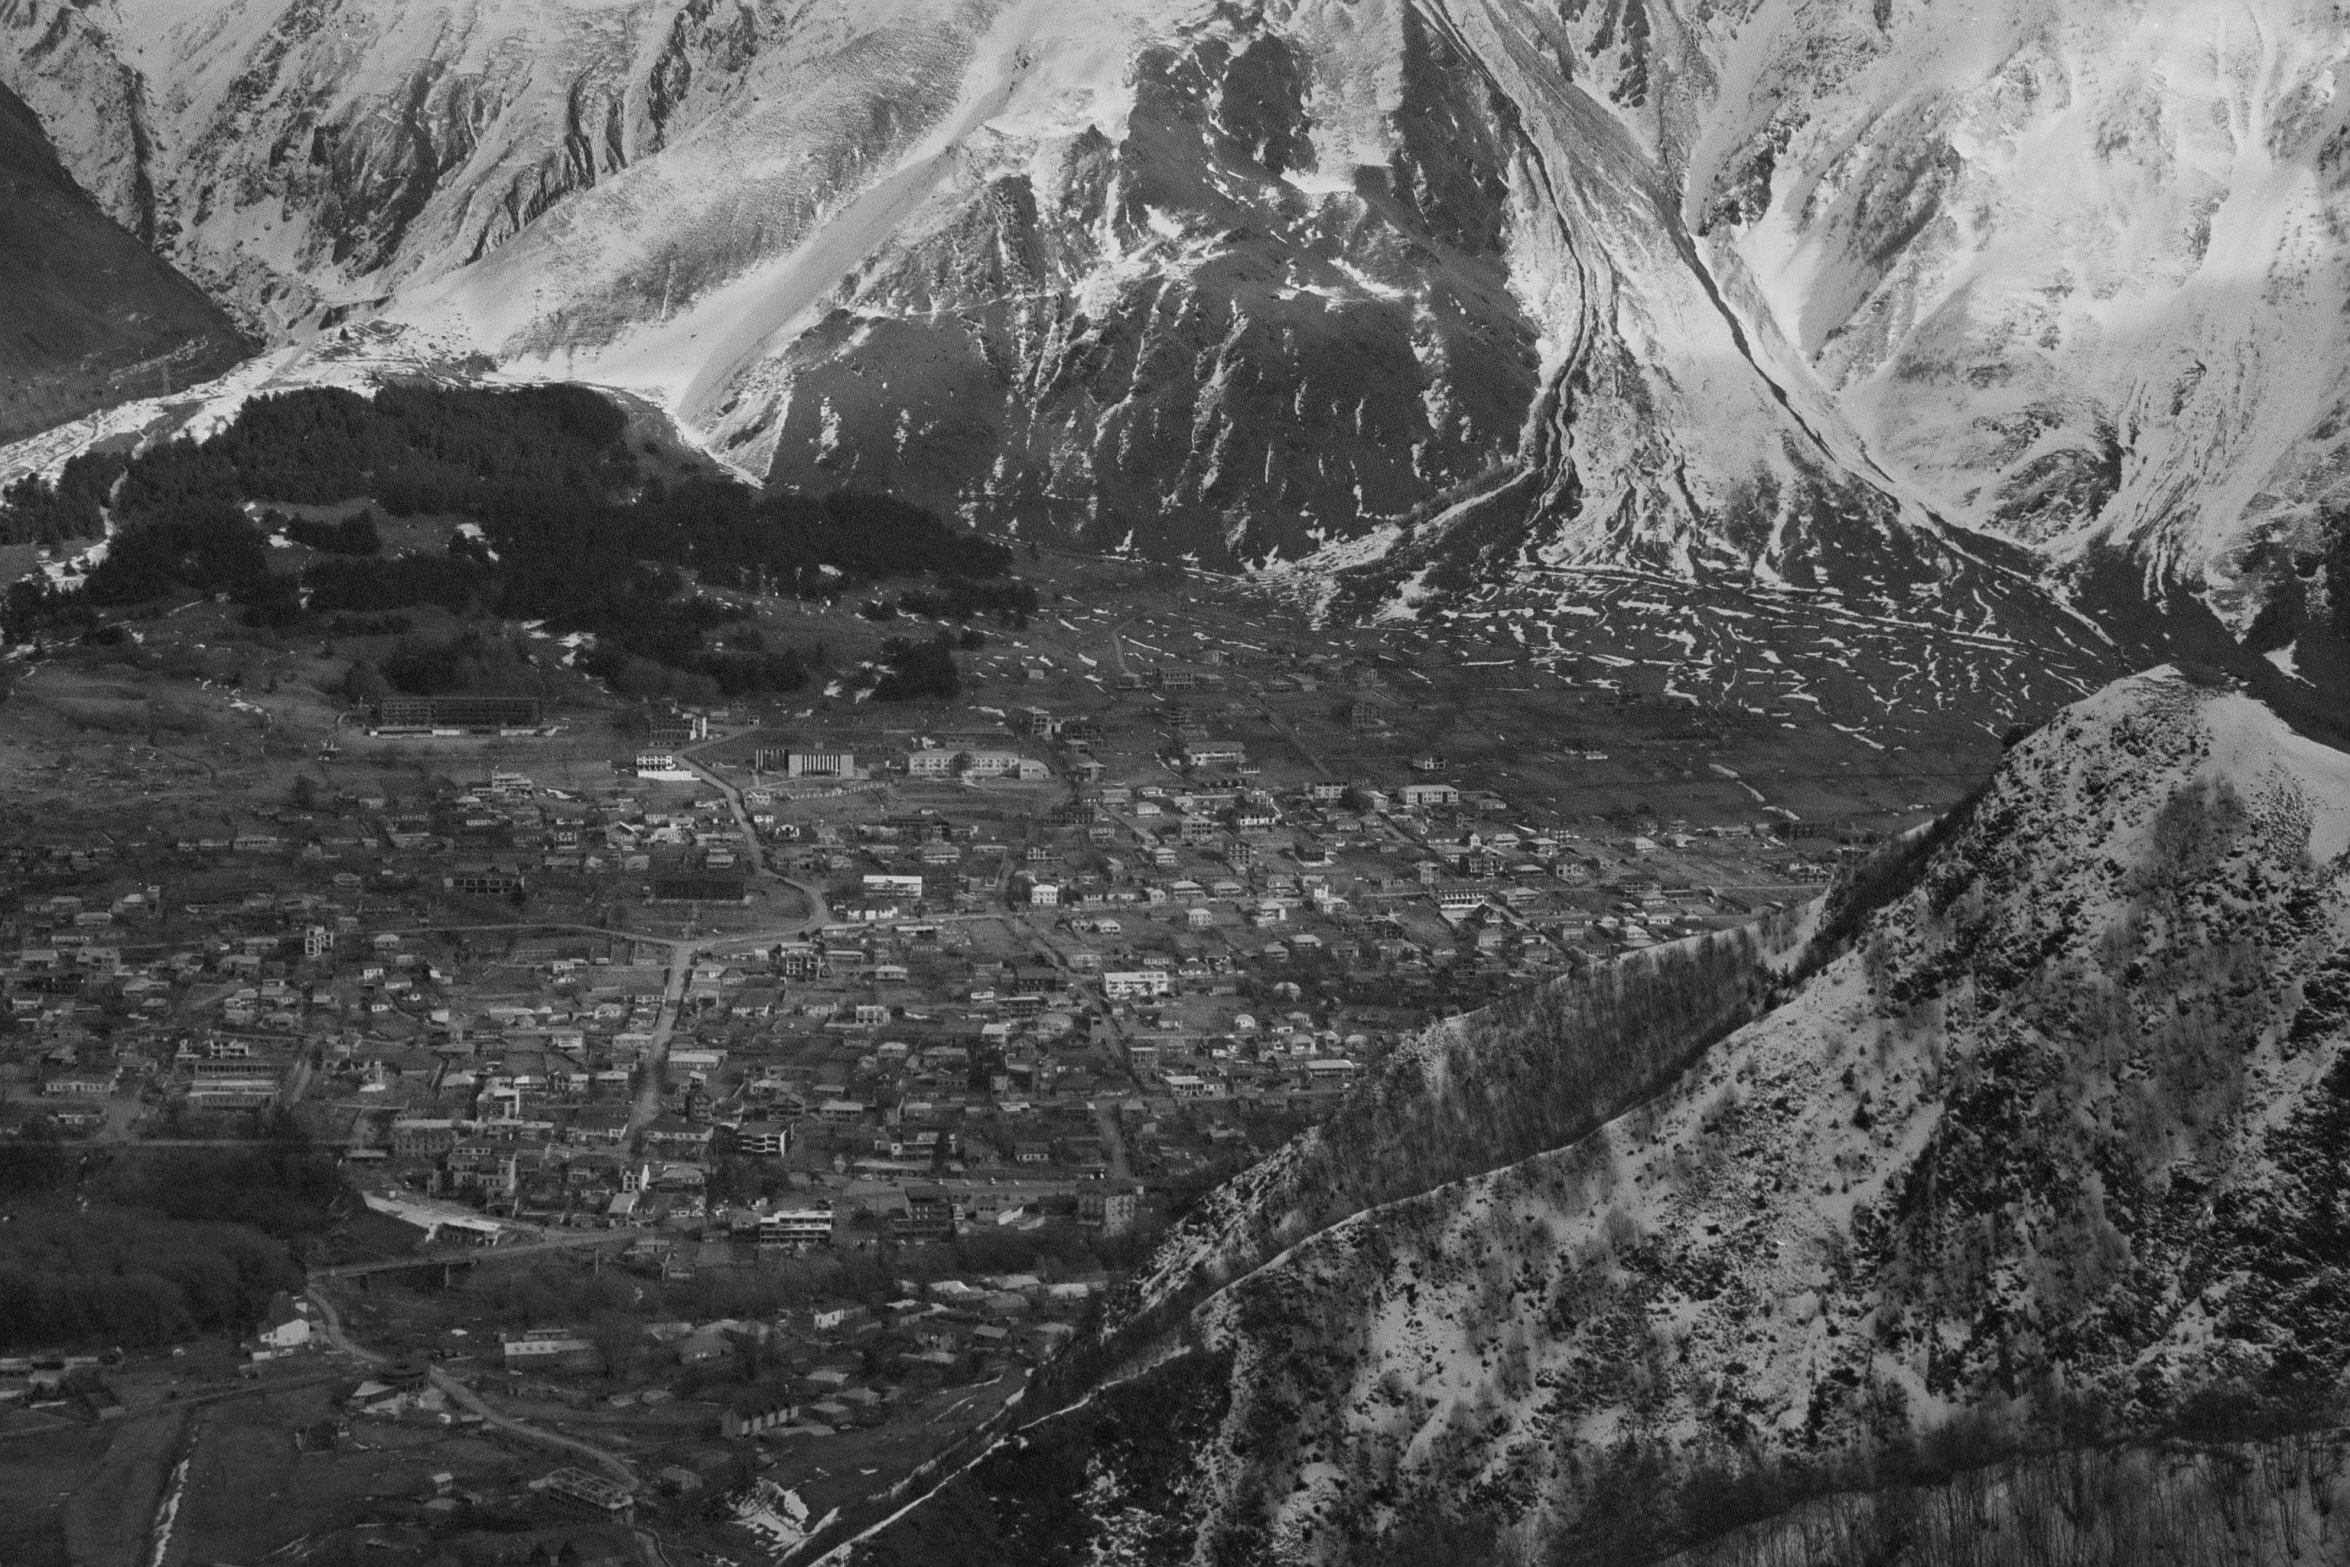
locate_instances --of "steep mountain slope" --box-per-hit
[1687,0,2350,628]
[0,81,245,447]
[6,0,2346,658]
[855,664,2350,1564]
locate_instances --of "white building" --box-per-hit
[907,749,1049,780]
[258,1292,311,1350]
[1102,970,1175,1001]
[757,1205,835,1246]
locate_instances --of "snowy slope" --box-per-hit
[4,0,2347,636]
[1684,0,2350,626]
[879,665,2350,1562]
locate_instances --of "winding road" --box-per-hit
[304,1283,640,1489]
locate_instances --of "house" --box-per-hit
[503,1328,597,1371]
[392,1118,458,1158]
[720,1388,798,1438]
[641,1117,713,1156]
[43,1069,117,1097]
[259,1292,312,1350]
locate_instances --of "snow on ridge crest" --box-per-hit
[1124,662,2350,1556]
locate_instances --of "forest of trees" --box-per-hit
[0,1206,305,1349]
[2,385,1011,697]
[344,628,553,702]
[0,1129,348,1349]
[82,499,273,607]
[871,635,963,701]
[277,510,382,554]
[0,449,127,547]
[894,576,1039,625]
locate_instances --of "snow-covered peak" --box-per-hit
[5,0,2348,635]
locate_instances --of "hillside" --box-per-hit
[851,663,2350,1564]
[0,82,245,445]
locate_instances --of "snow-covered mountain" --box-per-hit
[850,664,2350,1563]
[6,0,2347,648]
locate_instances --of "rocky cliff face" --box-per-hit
[854,665,2350,1563]
[0,80,245,447]
[6,0,2346,643]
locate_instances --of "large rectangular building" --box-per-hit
[755,749,857,778]
[1102,970,1176,1000]
[649,874,749,902]
[374,696,543,731]
[906,749,1048,780]
[1180,739,1248,769]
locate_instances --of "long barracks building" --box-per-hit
[374,697,543,731]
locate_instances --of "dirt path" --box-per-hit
[304,1285,640,1490]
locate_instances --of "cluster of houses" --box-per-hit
[485,1271,1105,1444]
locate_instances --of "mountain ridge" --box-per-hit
[6,0,2346,654]
[841,662,2350,1563]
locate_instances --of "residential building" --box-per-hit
[720,1390,798,1438]
[1077,1187,1139,1236]
[258,1292,311,1350]
[1179,739,1248,769]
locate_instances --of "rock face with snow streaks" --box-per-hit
[8,0,2350,636]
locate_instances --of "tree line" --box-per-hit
[0,449,126,547]
[2,385,1013,698]
[0,1128,350,1350]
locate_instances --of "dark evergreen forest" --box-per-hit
[0,1128,349,1349]
[0,385,1027,700]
